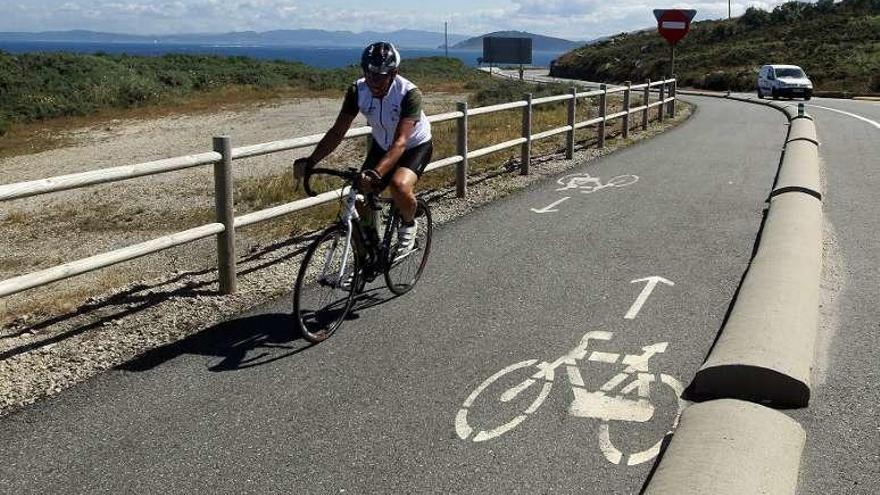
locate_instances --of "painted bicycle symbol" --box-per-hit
[454,331,686,466]
[555,173,639,193]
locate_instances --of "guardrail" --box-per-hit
[0,78,677,300]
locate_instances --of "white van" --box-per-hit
[757,65,813,100]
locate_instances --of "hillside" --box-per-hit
[0,54,482,136]
[450,31,581,51]
[550,0,880,93]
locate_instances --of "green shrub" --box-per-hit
[0,52,491,134]
[551,1,879,93]
[469,78,570,106]
[0,115,11,136]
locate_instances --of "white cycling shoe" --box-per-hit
[395,219,418,258]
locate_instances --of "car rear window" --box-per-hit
[775,68,806,78]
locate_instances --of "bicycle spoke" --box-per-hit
[294,226,359,342]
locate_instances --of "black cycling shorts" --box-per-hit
[361,138,433,190]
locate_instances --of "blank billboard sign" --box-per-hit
[482,37,533,65]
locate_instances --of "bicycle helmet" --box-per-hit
[361,41,401,74]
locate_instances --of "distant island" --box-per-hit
[0,29,471,49]
[448,31,582,51]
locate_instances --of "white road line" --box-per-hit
[809,105,880,129]
[624,276,675,320]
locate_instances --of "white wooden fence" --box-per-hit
[0,78,677,298]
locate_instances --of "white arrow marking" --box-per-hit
[530,196,570,214]
[625,276,675,319]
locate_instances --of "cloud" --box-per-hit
[0,0,805,39]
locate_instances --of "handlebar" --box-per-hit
[303,165,360,197]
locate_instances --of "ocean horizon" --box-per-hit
[0,40,564,68]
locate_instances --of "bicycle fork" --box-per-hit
[321,189,359,288]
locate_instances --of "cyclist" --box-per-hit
[295,41,432,255]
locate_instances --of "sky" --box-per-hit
[3,1,801,40]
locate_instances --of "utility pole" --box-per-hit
[729,1,732,20]
[445,22,449,57]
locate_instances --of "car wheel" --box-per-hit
[756,88,763,99]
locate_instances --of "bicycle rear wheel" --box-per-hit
[293,225,360,342]
[384,199,432,295]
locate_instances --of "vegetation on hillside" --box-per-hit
[0,54,494,136]
[550,0,880,93]
[0,50,583,138]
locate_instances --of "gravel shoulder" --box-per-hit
[0,94,693,416]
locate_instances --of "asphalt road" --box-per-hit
[480,67,621,89]
[722,92,880,493]
[1,95,877,493]
[789,97,880,494]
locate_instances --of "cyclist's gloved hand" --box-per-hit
[293,156,315,193]
[293,156,314,181]
[359,169,382,192]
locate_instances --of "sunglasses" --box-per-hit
[364,71,393,83]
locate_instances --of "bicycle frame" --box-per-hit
[332,185,399,285]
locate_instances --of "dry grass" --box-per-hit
[0,267,136,323]
[0,82,475,161]
[2,201,217,233]
[0,85,339,160]
[2,210,29,226]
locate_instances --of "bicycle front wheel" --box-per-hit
[293,226,360,343]
[384,199,433,295]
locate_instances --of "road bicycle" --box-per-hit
[293,166,432,342]
[454,330,686,466]
[555,172,639,193]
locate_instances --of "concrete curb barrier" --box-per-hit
[773,140,822,199]
[787,118,819,145]
[643,399,805,495]
[693,193,822,407]
[678,90,823,407]
[634,89,821,493]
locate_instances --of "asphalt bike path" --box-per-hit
[0,97,785,493]
[786,97,880,494]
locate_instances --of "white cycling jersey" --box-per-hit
[354,75,432,151]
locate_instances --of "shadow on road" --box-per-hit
[0,231,321,359]
[119,286,399,373]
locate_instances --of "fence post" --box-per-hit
[658,79,666,123]
[599,84,607,148]
[622,81,632,139]
[456,101,468,198]
[212,136,236,294]
[643,79,651,131]
[521,93,532,175]
[668,76,677,117]
[566,87,577,159]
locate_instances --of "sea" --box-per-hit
[0,41,564,69]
